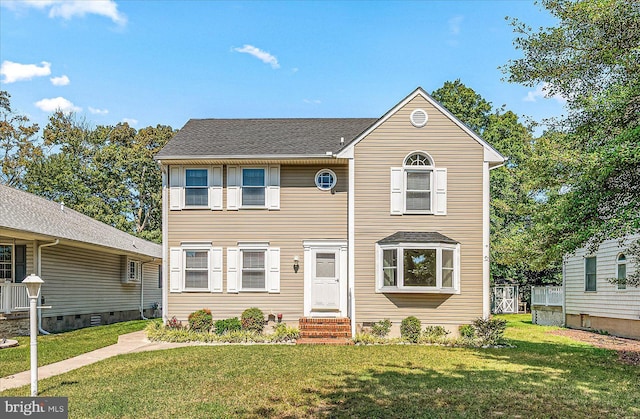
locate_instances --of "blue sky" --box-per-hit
[1,0,565,135]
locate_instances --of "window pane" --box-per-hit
[585,257,596,291]
[617,263,627,290]
[243,168,265,186]
[242,271,265,289]
[242,187,265,206]
[404,249,436,286]
[0,245,12,280]
[407,171,430,190]
[185,188,208,206]
[406,191,431,211]
[186,251,208,269]
[243,251,265,269]
[383,249,397,268]
[185,169,208,187]
[185,271,208,289]
[442,250,454,269]
[383,268,397,286]
[316,253,336,278]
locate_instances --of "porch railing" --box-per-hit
[531,285,563,307]
[0,282,29,314]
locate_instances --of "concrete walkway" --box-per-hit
[0,331,189,392]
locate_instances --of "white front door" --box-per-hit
[311,251,340,310]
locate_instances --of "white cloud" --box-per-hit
[35,96,81,112]
[1,1,127,26]
[1,60,51,83]
[234,44,280,69]
[88,106,108,115]
[122,118,138,126]
[524,83,567,104]
[448,15,464,35]
[50,75,70,86]
[303,99,321,104]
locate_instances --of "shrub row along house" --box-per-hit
[155,87,505,338]
[0,185,162,336]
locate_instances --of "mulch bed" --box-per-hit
[549,329,640,366]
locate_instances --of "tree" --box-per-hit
[0,91,41,187]
[503,0,640,267]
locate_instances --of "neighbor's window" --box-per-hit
[184,250,209,290]
[128,260,142,282]
[585,256,597,292]
[241,250,266,290]
[617,254,627,290]
[185,169,208,207]
[0,244,12,280]
[242,168,266,206]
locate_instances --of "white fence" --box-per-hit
[0,282,29,314]
[531,286,563,307]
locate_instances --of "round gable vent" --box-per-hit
[410,108,428,127]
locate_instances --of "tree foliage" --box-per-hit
[503,0,640,268]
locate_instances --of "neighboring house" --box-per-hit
[155,87,505,337]
[0,185,162,336]
[563,234,639,339]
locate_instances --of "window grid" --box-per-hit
[0,244,12,280]
[242,168,266,207]
[185,250,209,289]
[241,250,266,290]
[185,169,208,207]
[585,256,597,292]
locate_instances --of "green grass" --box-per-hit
[0,320,150,377]
[2,315,638,418]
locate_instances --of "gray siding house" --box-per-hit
[0,185,162,336]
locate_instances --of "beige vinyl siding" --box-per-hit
[167,165,348,322]
[564,234,639,320]
[354,95,485,326]
[39,244,143,317]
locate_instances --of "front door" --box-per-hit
[311,251,340,310]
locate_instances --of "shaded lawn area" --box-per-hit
[0,320,149,377]
[2,315,639,418]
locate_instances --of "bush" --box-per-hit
[459,324,475,339]
[188,309,213,332]
[241,307,265,333]
[400,316,422,343]
[423,325,449,338]
[370,319,392,337]
[472,317,507,346]
[214,317,242,335]
[272,323,300,341]
[166,316,183,330]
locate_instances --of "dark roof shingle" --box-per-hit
[377,231,459,245]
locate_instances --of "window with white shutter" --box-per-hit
[390,152,447,216]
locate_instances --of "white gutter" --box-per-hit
[160,162,169,323]
[348,158,356,336]
[37,239,59,334]
[139,259,158,320]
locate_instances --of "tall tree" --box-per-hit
[503,0,640,267]
[0,91,41,187]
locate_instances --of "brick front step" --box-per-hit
[296,337,354,345]
[297,317,353,345]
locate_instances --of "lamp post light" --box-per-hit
[23,274,44,397]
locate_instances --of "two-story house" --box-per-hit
[155,87,505,338]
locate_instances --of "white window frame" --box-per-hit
[227,243,280,293]
[0,243,14,281]
[240,245,268,292]
[183,247,211,291]
[404,168,433,214]
[127,259,142,282]
[184,167,210,208]
[315,169,337,191]
[391,151,446,216]
[616,253,627,290]
[375,242,460,293]
[584,256,597,292]
[241,167,267,208]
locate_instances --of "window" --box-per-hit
[227,244,280,293]
[390,152,446,215]
[377,244,460,293]
[185,168,208,207]
[0,244,11,280]
[242,168,266,206]
[617,254,627,290]
[128,260,142,282]
[184,249,209,290]
[241,250,266,290]
[315,169,337,190]
[158,264,162,289]
[585,256,597,292]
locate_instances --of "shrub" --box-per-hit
[459,324,475,339]
[472,317,507,346]
[241,307,265,333]
[371,319,392,337]
[166,316,183,330]
[214,317,242,335]
[272,323,300,341]
[400,316,422,343]
[188,309,213,332]
[423,325,449,338]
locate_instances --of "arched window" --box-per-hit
[617,253,627,290]
[404,152,433,167]
[391,151,447,216]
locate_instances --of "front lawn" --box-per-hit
[1,315,638,418]
[0,320,150,377]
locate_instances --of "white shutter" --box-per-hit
[434,168,447,216]
[211,247,223,292]
[169,167,183,210]
[209,166,223,210]
[227,247,239,293]
[227,166,240,210]
[390,167,403,215]
[267,247,280,293]
[169,247,182,292]
[267,165,280,210]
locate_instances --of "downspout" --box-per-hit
[348,158,356,337]
[37,239,59,335]
[160,162,169,323]
[140,260,155,320]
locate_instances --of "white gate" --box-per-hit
[493,286,518,314]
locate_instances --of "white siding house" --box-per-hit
[563,234,639,339]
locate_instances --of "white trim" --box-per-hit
[0,242,14,282]
[303,239,348,318]
[161,165,169,321]
[348,158,355,336]
[183,166,211,209]
[336,87,505,165]
[482,161,490,318]
[314,168,338,191]
[410,108,429,128]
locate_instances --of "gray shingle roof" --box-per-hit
[154,118,377,159]
[0,185,161,258]
[377,231,459,245]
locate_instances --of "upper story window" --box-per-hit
[242,168,266,207]
[585,256,597,292]
[617,253,627,290]
[169,165,223,211]
[227,165,280,210]
[185,169,209,207]
[315,169,337,191]
[391,152,447,216]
